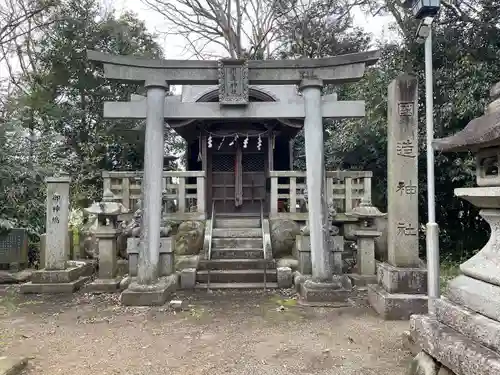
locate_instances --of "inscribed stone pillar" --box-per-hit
[21,174,91,294]
[387,74,420,268]
[367,75,427,320]
[45,176,71,270]
[138,80,167,285]
[299,78,330,282]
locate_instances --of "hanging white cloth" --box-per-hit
[234,144,243,207]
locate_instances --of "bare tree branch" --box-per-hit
[142,0,299,59]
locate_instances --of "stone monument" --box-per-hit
[408,82,500,375]
[368,74,428,319]
[21,175,90,293]
[0,228,28,272]
[84,189,128,292]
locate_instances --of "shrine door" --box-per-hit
[208,137,268,215]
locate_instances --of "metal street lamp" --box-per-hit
[404,0,441,315]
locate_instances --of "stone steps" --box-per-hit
[215,218,261,228]
[199,258,275,270]
[211,237,263,249]
[195,282,278,290]
[212,228,262,238]
[197,269,277,283]
[211,248,264,260]
[197,216,273,290]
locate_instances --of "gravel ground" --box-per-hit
[0,286,412,375]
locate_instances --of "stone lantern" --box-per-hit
[409,81,500,374]
[84,190,129,292]
[347,198,386,285]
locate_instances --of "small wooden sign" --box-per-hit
[218,59,249,105]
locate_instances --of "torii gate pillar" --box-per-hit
[298,78,353,304]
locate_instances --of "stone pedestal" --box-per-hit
[85,229,121,293]
[368,262,428,319]
[21,261,90,293]
[121,275,178,306]
[298,276,352,306]
[294,230,351,304]
[368,75,427,319]
[293,234,344,276]
[126,237,175,277]
[21,176,90,294]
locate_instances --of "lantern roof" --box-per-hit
[433,82,500,153]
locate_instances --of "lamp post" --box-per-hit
[404,0,441,314]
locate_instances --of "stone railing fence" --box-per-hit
[269,170,372,221]
[102,171,206,221]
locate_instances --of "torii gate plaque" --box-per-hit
[218,59,249,105]
[87,49,379,306]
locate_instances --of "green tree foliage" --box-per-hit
[302,0,500,260]
[1,0,499,263]
[0,0,180,237]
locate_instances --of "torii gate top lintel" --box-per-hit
[86,49,380,86]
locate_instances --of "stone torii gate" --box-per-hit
[87,50,379,303]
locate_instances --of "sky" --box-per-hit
[0,1,398,85]
[109,0,398,59]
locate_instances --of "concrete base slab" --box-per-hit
[84,278,122,293]
[0,356,28,375]
[298,276,352,304]
[368,284,428,320]
[20,276,90,294]
[410,314,500,375]
[120,275,177,306]
[348,273,377,287]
